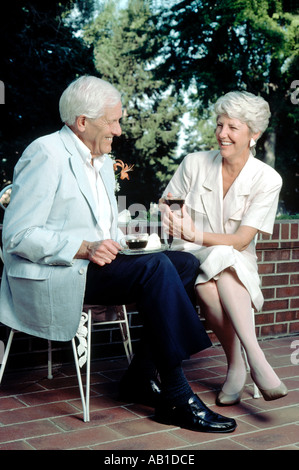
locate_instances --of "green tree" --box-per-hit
[155,0,299,212]
[0,0,96,187]
[84,0,184,208]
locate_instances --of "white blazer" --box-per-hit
[164,150,282,310]
[0,126,122,341]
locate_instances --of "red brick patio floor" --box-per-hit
[0,335,298,451]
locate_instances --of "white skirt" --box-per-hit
[171,240,263,311]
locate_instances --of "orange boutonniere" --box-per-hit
[113,159,134,180]
[113,159,134,193]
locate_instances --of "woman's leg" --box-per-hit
[215,269,281,390]
[196,280,247,395]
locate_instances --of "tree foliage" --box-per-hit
[1,0,298,212]
[84,0,184,207]
[0,0,96,186]
[154,0,299,212]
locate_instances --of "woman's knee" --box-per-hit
[195,280,220,307]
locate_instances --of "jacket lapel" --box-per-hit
[98,161,119,238]
[222,154,254,224]
[59,126,99,223]
[201,152,224,233]
[98,162,117,212]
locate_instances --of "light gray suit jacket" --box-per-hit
[0,126,121,341]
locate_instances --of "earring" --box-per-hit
[250,138,256,147]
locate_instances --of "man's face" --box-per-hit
[80,101,122,158]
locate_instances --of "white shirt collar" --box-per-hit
[64,126,112,239]
[64,125,106,169]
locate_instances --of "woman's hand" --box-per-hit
[158,191,172,210]
[162,204,197,242]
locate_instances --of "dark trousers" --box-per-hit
[84,251,211,369]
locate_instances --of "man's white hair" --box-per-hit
[59,75,121,125]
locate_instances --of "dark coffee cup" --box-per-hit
[127,238,148,249]
[164,197,185,208]
[121,234,149,250]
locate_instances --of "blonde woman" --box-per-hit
[162,91,287,405]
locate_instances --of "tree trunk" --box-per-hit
[263,131,276,168]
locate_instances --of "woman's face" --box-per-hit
[215,114,258,161]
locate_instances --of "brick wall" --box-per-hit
[254,220,299,338]
[199,220,299,344]
[0,220,299,372]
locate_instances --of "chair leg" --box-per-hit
[85,309,91,422]
[72,311,91,422]
[47,340,53,379]
[241,307,261,399]
[74,305,132,422]
[119,323,132,364]
[0,329,15,384]
[243,346,261,398]
[72,337,88,422]
[253,382,261,398]
[119,305,133,364]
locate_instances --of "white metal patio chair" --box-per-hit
[0,184,133,422]
[74,304,132,422]
[0,304,132,422]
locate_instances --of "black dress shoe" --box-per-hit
[155,394,237,433]
[119,373,162,407]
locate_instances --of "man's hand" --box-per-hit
[76,239,122,266]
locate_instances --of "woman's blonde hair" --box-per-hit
[214,91,271,135]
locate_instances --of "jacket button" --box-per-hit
[79,268,85,275]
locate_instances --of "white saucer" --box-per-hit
[120,244,169,255]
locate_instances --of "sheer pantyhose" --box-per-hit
[195,269,281,394]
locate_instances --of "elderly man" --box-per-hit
[0,75,236,433]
